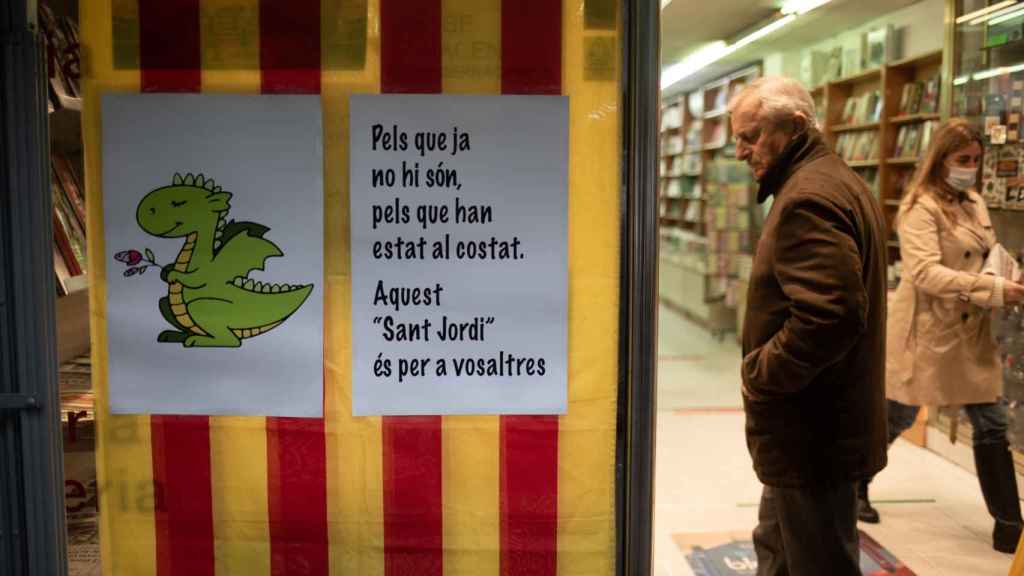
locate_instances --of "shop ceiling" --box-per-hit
[661,0,925,96]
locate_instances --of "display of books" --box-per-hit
[39,4,81,112]
[899,82,923,115]
[834,130,880,163]
[854,166,880,197]
[706,122,728,149]
[681,153,702,175]
[661,105,683,131]
[685,121,703,150]
[919,75,940,114]
[51,153,87,296]
[662,134,684,156]
[840,91,882,125]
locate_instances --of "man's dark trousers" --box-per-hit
[753,482,861,576]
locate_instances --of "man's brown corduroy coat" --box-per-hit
[741,130,889,488]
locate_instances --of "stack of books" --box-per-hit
[894,120,939,158]
[39,4,81,112]
[898,76,941,116]
[52,153,88,295]
[835,131,880,162]
[840,91,883,125]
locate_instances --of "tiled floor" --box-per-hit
[654,304,1016,575]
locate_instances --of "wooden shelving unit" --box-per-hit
[832,122,881,133]
[659,65,761,337]
[813,49,943,263]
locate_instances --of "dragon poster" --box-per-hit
[101,93,324,417]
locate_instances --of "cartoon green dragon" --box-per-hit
[134,173,313,348]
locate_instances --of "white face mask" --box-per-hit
[945,165,976,191]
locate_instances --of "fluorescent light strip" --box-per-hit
[970,1,1024,24]
[989,4,1024,24]
[734,14,797,49]
[958,0,1016,24]
[973,61,1024,81]
[781,0,833,15]
[661,16,797,89]
[953,76,969,86]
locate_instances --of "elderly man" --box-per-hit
[729,76,888,575]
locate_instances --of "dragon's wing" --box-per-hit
[213,221,284,273]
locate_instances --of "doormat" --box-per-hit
[673,530,914,575]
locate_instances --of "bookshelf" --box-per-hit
[659,65,761,336]
[41,1,90,364]
[814,50,943,268]
[880,50,942,263]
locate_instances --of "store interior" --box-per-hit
[657,0,1024,574]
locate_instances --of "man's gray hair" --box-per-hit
[728,76,819,130]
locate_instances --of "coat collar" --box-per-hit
[756,129,831,204]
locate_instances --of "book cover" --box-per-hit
[53,156,86,231]
[921,77,940,114]
[895,126,908,158]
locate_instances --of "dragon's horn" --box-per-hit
[196,174,205,188]
[184,173,196,186]
[172,173,184,185]
[203,177,217,191]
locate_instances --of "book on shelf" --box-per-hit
[681,153,702,174]
[685,121,703,149]
[661,134,684,155]
[706,122,728,148]
[51,152,87,295]
[898,82,922,115]
[39,3,81,112]
[840,91,882,125]
[919,120,937,154]
[919,75,940,114]
[713,86,729,112]
[683,200,703,223]
[897,76,940,116]
[835,131,879,162]
[894,120,938,159]
[853,131,877,161]
[661,105,683,131]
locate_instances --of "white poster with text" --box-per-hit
[350,94,568,416]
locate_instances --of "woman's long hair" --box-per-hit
[899,118,983,226]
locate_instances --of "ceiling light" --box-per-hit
[953,76,969,86]
[781,0,833,15]
[661,41,731,89]
[988,4,1024,24]
[661,14,799,90]
[957,0,1016,24]
[970,1,1024,24]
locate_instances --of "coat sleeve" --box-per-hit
[742,194,869,401]
[899,201,1002,308]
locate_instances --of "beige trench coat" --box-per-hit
[886,189,1005,406]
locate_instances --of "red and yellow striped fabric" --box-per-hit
[82,1,620,574]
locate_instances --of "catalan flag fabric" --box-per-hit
[82,1,621,574]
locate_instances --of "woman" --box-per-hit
[858,118,1024,553]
